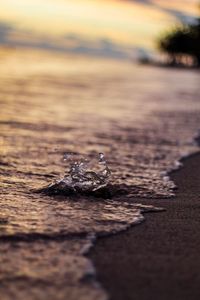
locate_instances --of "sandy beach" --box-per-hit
[0,49,200,300]
[91,152,200,300]
[1,0,200,298]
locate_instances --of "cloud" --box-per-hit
[0,22,13,43]
[0,21,133,59]
[127,0,197,24]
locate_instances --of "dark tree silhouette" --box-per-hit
[158,16,200,67]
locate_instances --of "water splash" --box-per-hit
[62,152,111,191]
[39,153,111,196]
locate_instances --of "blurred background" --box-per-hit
[1,4,200,300]
[0,0,199,63]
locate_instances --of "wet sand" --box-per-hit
[90,153,200,300]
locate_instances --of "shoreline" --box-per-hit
[90,152,200,300]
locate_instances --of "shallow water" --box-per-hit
[0,48,200,300]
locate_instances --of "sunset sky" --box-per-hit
[0,0,199,56]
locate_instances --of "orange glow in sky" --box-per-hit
[0,0,199,49]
